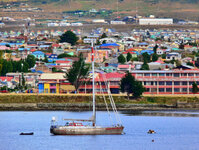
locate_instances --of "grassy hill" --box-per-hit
[1,0,199,21]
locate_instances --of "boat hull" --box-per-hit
[50,125,124,135]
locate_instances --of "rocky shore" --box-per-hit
[0,102,198,111]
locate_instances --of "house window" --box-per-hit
[182,81,187,85]
[182,88,187,92]
[45,89,48,93]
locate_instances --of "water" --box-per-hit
[0,111,199,150]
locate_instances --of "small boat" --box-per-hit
[20,132,34,135]
[147,130,156,134]
[50,40,124,135]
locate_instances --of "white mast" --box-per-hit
[91,40,96,126]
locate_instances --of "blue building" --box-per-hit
[48,54,58,62]
[31,51,45,60]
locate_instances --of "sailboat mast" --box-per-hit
[91,40,96,126]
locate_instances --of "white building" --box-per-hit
[92,19,107,24]
[139,18,173,25]
[110,21,126,25]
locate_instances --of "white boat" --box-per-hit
[50,40,124,135]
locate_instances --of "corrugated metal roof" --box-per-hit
[40,73,65,80]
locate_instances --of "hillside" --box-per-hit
[1,0,199,21]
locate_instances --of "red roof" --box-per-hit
[103,72,125,79]
[28,44,38,46]
[52,44,60,47]
[126,48,136,52]
[45,53,52,56]
[0,77,13,82]
[56,60,70,63]
[122,51,136,54]
[30,49,36,52]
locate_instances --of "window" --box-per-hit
[196,73,199,77]
[182,81,187,85]
[182,88,187,92]
[166,81,172,85]
[137,73,143,77]
[159,81,165,85]
[145,88,150,92]
[166,73,172,77]
[182,73,187,77]
[174,81,180,85]
[189,82,194,85]
[159,73,165,77]
[174,88,180,92]
[159,88,165,92]
[144,73,150,76]
[174,73,180,77]
[188,73,194,77]
[152,73,157,76]
[151,88,157,92]
[166,88,172,92]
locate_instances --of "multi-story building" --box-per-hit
[78,69,199,95]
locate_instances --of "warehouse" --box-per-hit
[139,18,173,25]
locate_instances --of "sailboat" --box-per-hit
[50,41,124,135]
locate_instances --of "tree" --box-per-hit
[192,82,198,94]
[65,53,89,92]
[44,55,48,63]
[126,52,132,62]
[152,53,158,62]
[26,55,36,68]
[100,33,107,39]
[118,54,126,64]
[161,54,166,59]
[153,44,158,53]
[140,62,149,70]
[22,73,25,88]
[142,52,150,63]
[7,61,13,73]
[120,72,145,99]
[58,53,74,58]
[186,62,194,66]
[59,31,79,45]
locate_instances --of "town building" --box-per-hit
[139,18,173,25]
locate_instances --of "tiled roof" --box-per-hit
[0,77,13,82]
[103,72,125,79]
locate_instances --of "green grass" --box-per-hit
[0,94,198,105]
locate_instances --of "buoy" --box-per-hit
[152,139,154,142]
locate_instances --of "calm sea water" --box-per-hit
[0,111,198,150]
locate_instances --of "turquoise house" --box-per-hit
[31,51,45,60]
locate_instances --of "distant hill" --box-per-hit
[1,0,199,21]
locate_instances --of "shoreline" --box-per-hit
[0,94,198,111]
[0,103,198,111]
